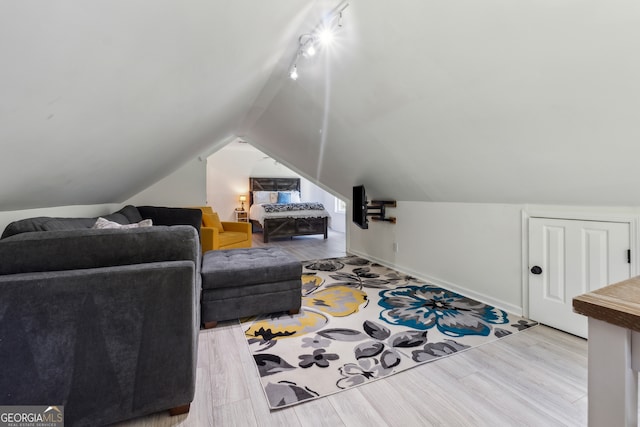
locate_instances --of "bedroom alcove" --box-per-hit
[205,139,346,248]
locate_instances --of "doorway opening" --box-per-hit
[205,139,346,242]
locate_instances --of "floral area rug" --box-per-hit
[240,256,537,409]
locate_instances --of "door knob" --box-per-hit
[530,266,543,275]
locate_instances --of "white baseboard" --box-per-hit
[348,249,523,316]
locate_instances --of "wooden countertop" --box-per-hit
[573,276,640,332]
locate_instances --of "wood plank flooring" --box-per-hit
[115,229,599,427]
[250,228,348,261]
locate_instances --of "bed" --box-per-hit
[249,177,329,243]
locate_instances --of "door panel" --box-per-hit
[529,218,630,338]
[583,228,608,293]
[544,225,566,303]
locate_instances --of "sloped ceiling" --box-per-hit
[0,0,311,210]
[2,1,640,210]
[246,0,640,205]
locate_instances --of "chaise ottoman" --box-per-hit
[200,247,302,328]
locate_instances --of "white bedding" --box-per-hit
[249,203,330,226]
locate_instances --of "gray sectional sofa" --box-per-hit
[0,205,202,426]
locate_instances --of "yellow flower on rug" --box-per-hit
[244,311,329,341]
[301,274,323,295]
[244,275,368,341]
[303,286,368,317]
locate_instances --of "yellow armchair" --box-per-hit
[195,207,252,252]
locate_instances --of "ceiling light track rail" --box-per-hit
[288,1,349,81]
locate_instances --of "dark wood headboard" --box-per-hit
[249,177,301,205]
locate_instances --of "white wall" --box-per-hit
[124,157,207,207]
[348,201,640,315]
[300,178,345,232]
[0,156,206,233]
[0,155,207,234]
[331,206,346,234]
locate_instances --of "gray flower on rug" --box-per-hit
[328,268,395,290]
[317,321,429,371]
[411,339,470,362]
[254,354,296,377]
[494,328,513,338]
[378,285,509,337]
[305,259,345,271]
[301,334,331,349]
[336,358,392,389]
[265,381,319,408]
[383,271,420,286]
[342,256,371,266]
[512,319,538,330]
[298,349,339,368]
[357,320,430,368]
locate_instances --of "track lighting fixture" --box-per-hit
[288,1,349,81]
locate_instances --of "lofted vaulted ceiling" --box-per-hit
[2,1,640,211]
[0,0,311,210]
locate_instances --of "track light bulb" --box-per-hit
[318,28,334,45]
[290,65,298,80]
[306,43,316,57]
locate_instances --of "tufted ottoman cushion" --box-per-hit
[200,247,302,328]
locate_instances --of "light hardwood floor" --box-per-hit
[116,229,596,427]
[249,228,348,261]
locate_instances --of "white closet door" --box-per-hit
[528,217,630,338]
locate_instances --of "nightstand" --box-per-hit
[235,210,249,222]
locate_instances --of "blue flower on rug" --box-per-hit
[378,285,509,337]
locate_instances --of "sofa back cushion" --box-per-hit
[2,217,52,238]
[137,206,202,235]
[198,206,214,215]
[113,205,143,223]
[0,205,143,239]
[42,218,98,231]
[2,217,98,239]
[202,212,224,232]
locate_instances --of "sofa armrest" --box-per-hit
[221,221,252,234]
[0,261,198,425]
[200,226,220,252]
[0,225,200,276]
